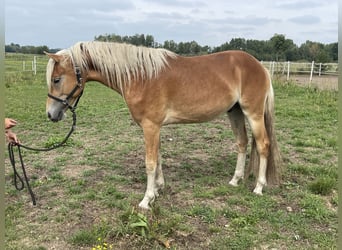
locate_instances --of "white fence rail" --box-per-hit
[21,56,38,74]
[261,61,338,83]
[5,54,47,76]
[5,55,339,87]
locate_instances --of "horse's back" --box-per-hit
[168,50,268,83]
[163,50,269,98]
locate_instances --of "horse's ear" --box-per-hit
[44,51,61,62]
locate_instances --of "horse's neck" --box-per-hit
[85,69,123,95]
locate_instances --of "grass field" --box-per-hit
[4,55,337,249]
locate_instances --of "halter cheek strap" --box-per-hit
[48,67,84,111]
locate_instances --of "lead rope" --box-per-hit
[7,109,78,205]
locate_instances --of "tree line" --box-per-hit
[5,43,51,55]
[5,33,337,62]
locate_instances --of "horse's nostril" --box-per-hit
[47,112,52,119]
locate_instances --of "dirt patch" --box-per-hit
[61,164,98,179]
[276,74,338,91]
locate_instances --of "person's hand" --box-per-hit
[6,130,19,144]
[5,118,17,129]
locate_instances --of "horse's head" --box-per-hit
[45,50,84,122]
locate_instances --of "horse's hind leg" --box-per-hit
[246,115,270,195]
[227,105,248,186]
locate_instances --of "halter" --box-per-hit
[47,67,84,111]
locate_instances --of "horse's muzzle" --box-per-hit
[47,109,65,122]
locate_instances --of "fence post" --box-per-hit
[282,62,285,75]
[33,56,37,75]
[270,61,275,78]
[309,61,314,83]
[287,61,290,81]
[269,61,272,74]
[319,63,322,77]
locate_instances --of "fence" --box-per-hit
[5,54,48,75]
[261,61,338,83]
[5,54,339,89]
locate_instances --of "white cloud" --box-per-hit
[288,15,321,25]
[275,0,323,9]
[5,0,337,48]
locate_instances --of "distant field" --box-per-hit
[287,75,338,91]
[4,54,337,249]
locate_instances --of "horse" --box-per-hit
[45,41,282,209]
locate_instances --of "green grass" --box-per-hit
[4,54,337,249]
[308,177,336,195]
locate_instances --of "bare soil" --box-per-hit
[276,74,338,91]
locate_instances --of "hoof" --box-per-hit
[253,189,263,195]
[253,182,266,195]
[138,196,154,210]
[138,201,151,210]
[229,180,239,187]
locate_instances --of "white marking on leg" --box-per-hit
[139,167,156,210]
[154,152,164,196]
[253,156,267,195]
[229,152,246,186]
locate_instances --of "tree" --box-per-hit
[298,40,331,62]
[283,39,299,61]
[163,40,178,52]
[326,43,338,61]
[177,42,189,54]
[243,39,270,60]
[5,43,21,53]
[270,34,287,61]
[189,41,201,54]
[229,38,246,50]
[6,33,337,60]
[145,35,155,47]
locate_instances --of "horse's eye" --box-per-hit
[53,78,61,84]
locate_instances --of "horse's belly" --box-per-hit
[162,103,233,125]
[162,85,239,125]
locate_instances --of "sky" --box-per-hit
[5,0,338,49]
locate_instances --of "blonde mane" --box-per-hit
[49,41,177,91]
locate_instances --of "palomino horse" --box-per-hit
[45,41,282,209]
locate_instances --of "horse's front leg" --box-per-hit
[138,121,161,210]
[154,151,165,196]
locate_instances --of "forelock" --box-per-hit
[46,49,72,88]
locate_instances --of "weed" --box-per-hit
[300,193,333,222]
[44,135,74,148]
[128,209,150,237]
[70,221,112,247]
[187,204,217,223]
[231,215,258,229]
[70,229,98,246]
[308,177,336,195]
[91,237,113,250]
